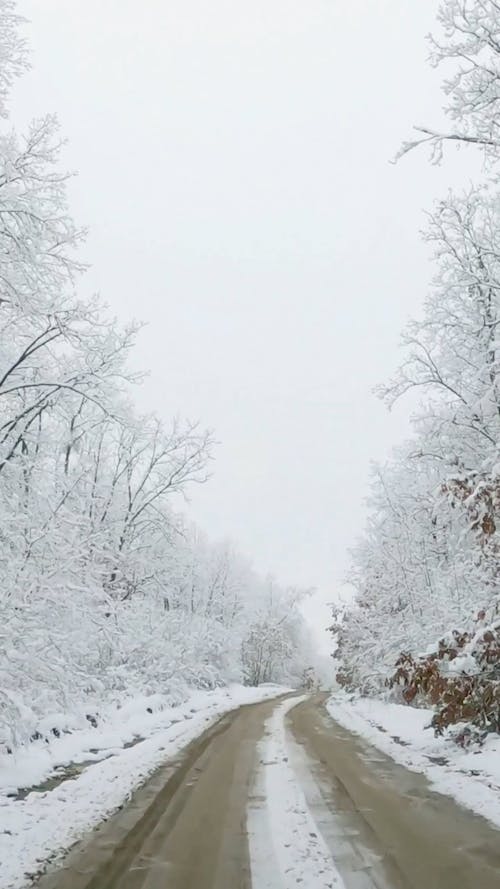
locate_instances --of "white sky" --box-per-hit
[13,1,481,652]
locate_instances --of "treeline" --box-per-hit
[0,2,314,751]
[332,0,500,740]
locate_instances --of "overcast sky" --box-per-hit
[13,1,481,651]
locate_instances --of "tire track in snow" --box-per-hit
[247,696,345,889]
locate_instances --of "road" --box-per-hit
[37,694,500,889]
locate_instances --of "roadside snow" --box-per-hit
[248,697,346,889]
[0,684,289,889]
[327,694,500,830]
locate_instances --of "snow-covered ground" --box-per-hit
[248,697,345,888]
[327,694,500,829]
[0,684,289,889]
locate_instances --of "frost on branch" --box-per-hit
[0,0,27,117]
[398,1,500,163]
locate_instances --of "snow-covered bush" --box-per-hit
[388,604,500,744]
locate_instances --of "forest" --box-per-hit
[0,0,316,754]
[333,0,500,743]
[4,3,500,887]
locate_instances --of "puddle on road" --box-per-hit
[10,735,145,801]
[12,761,106,800]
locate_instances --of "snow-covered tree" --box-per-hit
[335,1,500,737]
[399,0,500,163]
[0,3,313,751]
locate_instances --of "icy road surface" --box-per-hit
[35,695,500,889]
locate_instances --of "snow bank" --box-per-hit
[0,684,289,889]
[327,694,500,829]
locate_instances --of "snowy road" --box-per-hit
[36,695,500,889]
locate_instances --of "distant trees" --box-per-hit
[334,0,500,738]
[0,3,313,752]
[241,582,311,686]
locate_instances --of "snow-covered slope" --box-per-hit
[328,695,500,829]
